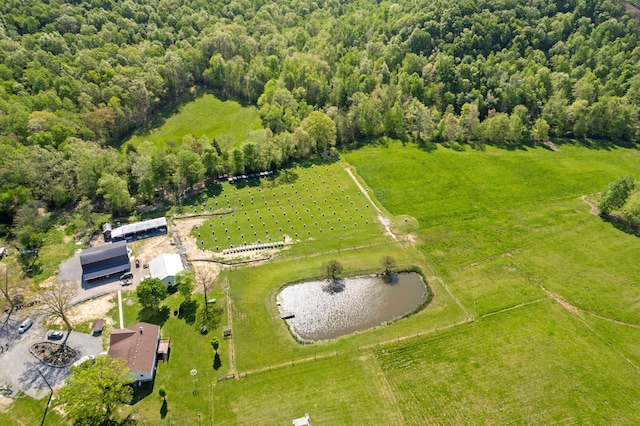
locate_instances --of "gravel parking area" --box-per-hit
[0,319,102,399]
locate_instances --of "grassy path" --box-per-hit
[344,166,397,241]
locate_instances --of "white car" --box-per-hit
[18,318,33,334]
[72,354,95,368]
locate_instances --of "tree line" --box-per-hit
[2,0,640,236]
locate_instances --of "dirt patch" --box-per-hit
[580,195,600,216]
[0,396,13,409]
[129,233,176,266]
[540,140,559,151]
[52,295,115,326]
[377,214,391,227]
[174,217,208,254]
[30,342,77,367]
[345,167,398,241]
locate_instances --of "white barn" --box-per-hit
[149,254,184,286]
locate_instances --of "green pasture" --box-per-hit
[345,141,640,319]
[376,300,640,425]
[343,142,640,227]
[446,256,545,317]
[212,352,403,425]
[182,161,385,254]
[0,392,64,425]
[581,313,640,368]
[124,93,262,150]
[224,244,465,372]
[513,207,640,324]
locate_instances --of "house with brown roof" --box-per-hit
[108,322,160,383]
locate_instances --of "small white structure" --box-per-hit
[292,413,311,426]
[149,254,184,286]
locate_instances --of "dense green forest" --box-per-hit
[1,0,640,239]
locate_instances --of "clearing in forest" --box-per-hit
[124,93,262,150]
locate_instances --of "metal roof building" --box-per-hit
[149,253,184,286]
[80,241,130,281]
[110,217,167,242]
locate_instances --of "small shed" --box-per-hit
[149,253,184,286]
[157,338,171,362]
[92,319,104,335]
[223,326,232,339]
[292,413,311,426]
[102,223,112,241]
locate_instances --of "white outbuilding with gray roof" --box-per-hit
[148,253,184,286]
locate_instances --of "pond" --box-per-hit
[276,272,428,341]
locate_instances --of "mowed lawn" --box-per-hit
[111,290,232,425]
[182,161,387,255]
[225,244,466,373]
[344,142,640,227]
[125,93,262,150]
[212,351,404,425]
[375,300,640,425]
[345,142,640,318]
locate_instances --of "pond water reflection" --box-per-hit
[277,272,427,341]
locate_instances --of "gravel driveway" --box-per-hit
[0,319,102,399]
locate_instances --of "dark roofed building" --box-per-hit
[80,241,130,282]
[108,322,161,383]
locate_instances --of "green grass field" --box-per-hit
[181,161,386,254]
[376,300,640,425]
[9,139,640,425]
[124,93,263,150]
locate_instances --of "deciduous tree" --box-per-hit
[136,278,168,310]
[60,356,133,425]
[97,173,132,216]
[176,270,194,302]
[323,260,343,281]
[37,280,76,335]
[599,175,635,215]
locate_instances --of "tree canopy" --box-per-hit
[598,175,635,214]
[323,259,343,281]
[136,278,168,310]
[2,0,640,233]
[59,356,133,425]
[176,270,194,301]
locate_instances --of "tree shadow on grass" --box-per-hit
[160,400,168,419]
[600,213,640,237]
[178,299,198,324]
[213,353,222,371]
[138,306,170,326]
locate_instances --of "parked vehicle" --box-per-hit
[18,318,32,334]
[120,272,133,281]
[47,330,64,340]
[72,354,95,368]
